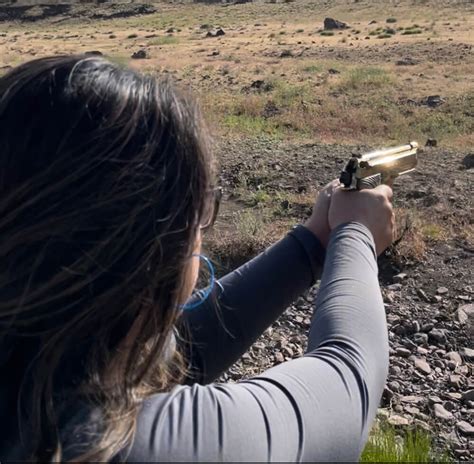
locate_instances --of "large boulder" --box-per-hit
[324,17,348,30]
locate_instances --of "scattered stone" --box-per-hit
[401,395,423,404]
[456,304,474,324]
[280,49,293,58]
[437,286,449,295]
[388,381,401,393]
[324,17,349,30]
[414,357,431,375]
[206,28,225,38]
[445,351,463,365]
[434,403,454,421]
[393,273,407,282]
[421,323,434,333]
[414,333,429,345]
[462,153,474,169]
[274,352,284,363]
[387,414,410,426]
[416,288,430,302]
[131,49,147,59]
[425,138,437,147]
[457,421,474,436]
[429,328,447,344]
[396,347,411,358]
[428,395,442,404]
[462,390,474,403]
[459,347,474,362]
[424,95,445,108]
[396,56,419,66]
[387,283,402,291]
[443,401,456,411]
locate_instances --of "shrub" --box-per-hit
[386,17,397,23]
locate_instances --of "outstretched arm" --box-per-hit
[179,224,325,384]
[126,223,389,462]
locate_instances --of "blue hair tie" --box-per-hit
[180,254,215,311]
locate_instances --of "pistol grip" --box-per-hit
[357,173,382,190]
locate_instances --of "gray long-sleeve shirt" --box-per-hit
[118,222,389,462]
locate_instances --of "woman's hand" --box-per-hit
[328,184,394,256]
[303,179,340,248]
[304,181,395,255]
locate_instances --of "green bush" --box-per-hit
[320,31,335,36]
[386,17,397,23]
[402,29,423,35]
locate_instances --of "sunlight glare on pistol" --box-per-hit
[339,142,419,190]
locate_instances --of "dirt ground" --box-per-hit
[0,0,473,459]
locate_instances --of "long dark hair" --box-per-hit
[0,55,213,460]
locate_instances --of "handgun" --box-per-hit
[339,142,418,190]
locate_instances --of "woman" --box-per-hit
[0,55,393,461]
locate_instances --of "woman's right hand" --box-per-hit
[328,185,395,256]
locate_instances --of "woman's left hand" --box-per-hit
[303,179,340,248]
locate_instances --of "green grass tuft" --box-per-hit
[386,17,398,23]
[361,421,452,463]
[320,30,335,36]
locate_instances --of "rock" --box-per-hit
[429,328,447,344]
[280,49,293,58]
[388,381,401,393]
[401,395,423,404]
[428,395,442,404]
[414,357,431,375]
[131,49,147,59]
[388,414,410,426]
[416,288,430,302]
[206,28,225,38]
[387,283,402,291]
[459,347,474,362]
[449,375,463,388]
[437,286,449,295]
[462,390,474,403]
[421,323,434,333]
[456,303,474,324]
[424,95,445,108]
[456,420,474,436]
[434,404,454,421]
[396,56,418,66]
[324,17,349,30]
[443,401,456,411]
[274,352,284,363]
[462,153,474,169]
[248,79,274,92]
[85,50,103,56]
[446,392,462,401]
[389,365,402,376]
[396,347,411,358]
[414,333,429,345]
[445,351,463,365]
[393,273,407,282]
[425,138,437,147]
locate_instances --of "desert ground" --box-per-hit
[1,0,473,460]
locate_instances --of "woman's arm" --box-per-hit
[179,224,325,384]
[125,223,389,462]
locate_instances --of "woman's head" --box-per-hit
[0,55,214,460]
